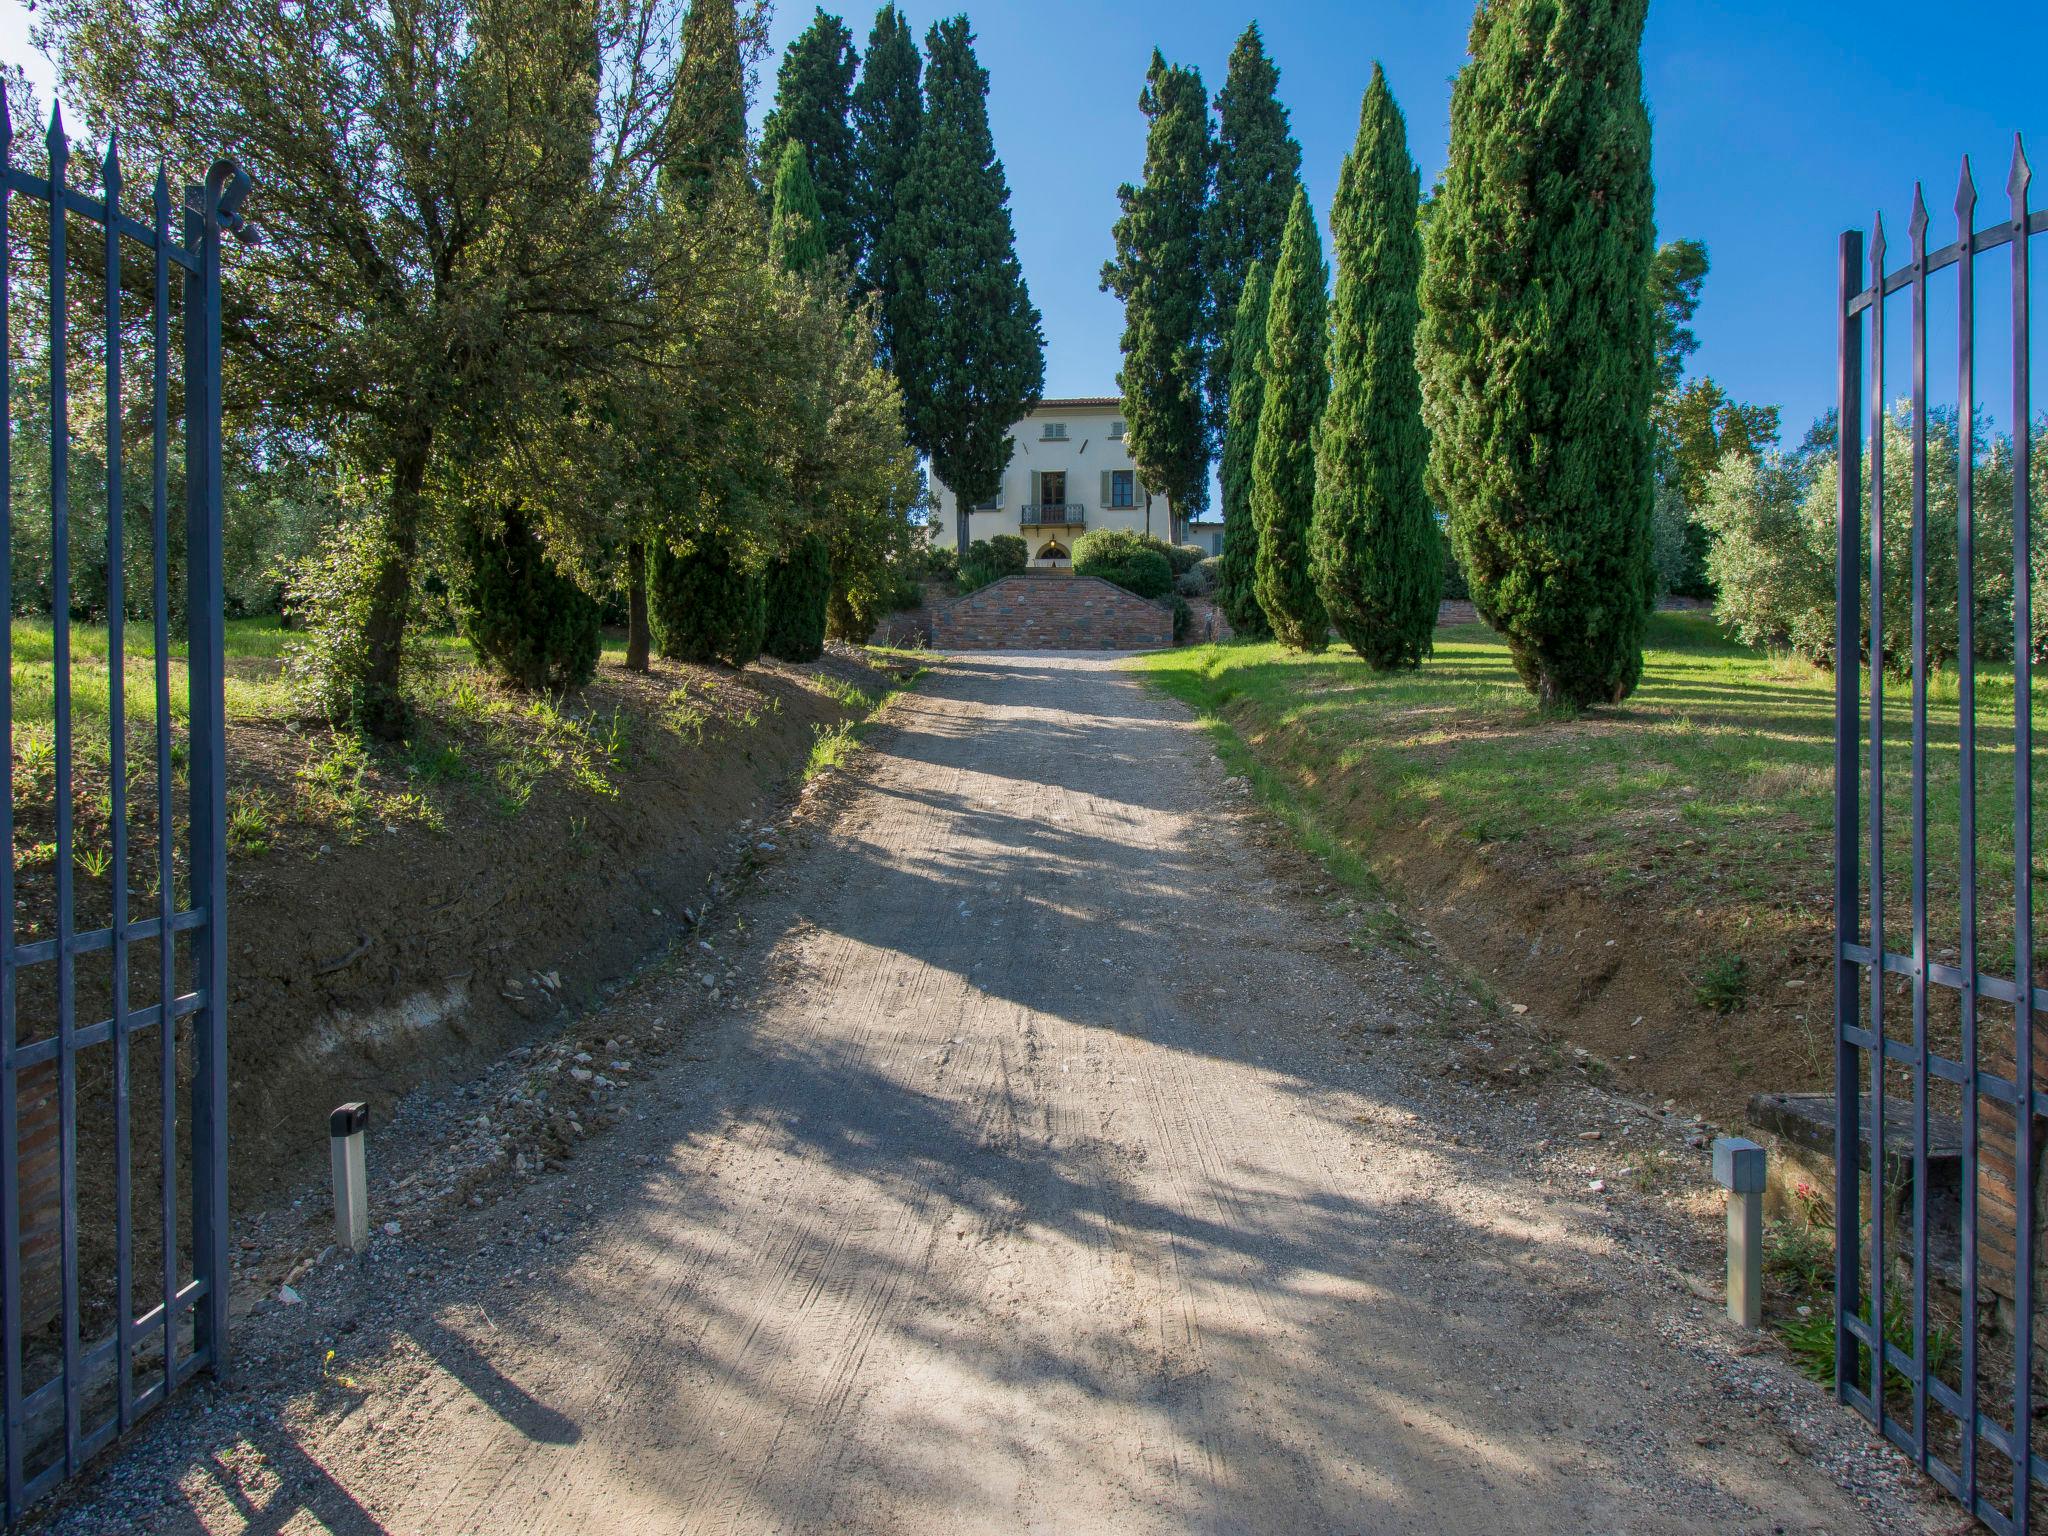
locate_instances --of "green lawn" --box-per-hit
[1139,612,2047,980]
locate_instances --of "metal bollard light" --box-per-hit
[1711,1136,1766,1328]
[330,1102,370,1254]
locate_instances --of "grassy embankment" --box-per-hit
[1139,612,2047,1113]
[9,616,913,885]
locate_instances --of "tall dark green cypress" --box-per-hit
[886,17,1044,548]
[1205,24,1302,438]
[1250,188,1328,651]
[664,0,747,206]
[764,145,834,663]
[769,140,829,274]
[1311,66,1436,671]
[1102,51,1213,532]
[651,539,767,667]
[850,5,923,356]
[763,533,833,662]
[650,0,763,669]
[761,10,860,266]
[1218,259,1272,638]
[455,507,603,692]
[1418,0,1659,711]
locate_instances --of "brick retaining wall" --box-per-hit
[931,574,1173,651]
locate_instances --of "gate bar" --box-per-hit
[183,165,237,1375]
[101,130,134,1439]
[150,163,176,1407]
[1954,153,1981,1509]
[1907,184,1931,1465]
[1866,210,1890,1423]
[0,91,19,1522]
[45,105,83,1478]
[2010,135,2035,1525]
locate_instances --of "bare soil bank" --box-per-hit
[216,646,912,1206]
[1202,704,1831,1131]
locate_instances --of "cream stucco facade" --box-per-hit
[927,398,1179,568]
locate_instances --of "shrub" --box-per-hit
[827,582,883,644]
[1700,408,2047,672]
[958,534,1028,593]
[763,533,832,663]
[650,538,767,667]
[282,516,426,728]
[1168,592,1193,645]
[1175,559,1218,599]
[1074,528,1174,599]
[452,506,602,692]
[1164,543,1205,576]
[889,570,926,610]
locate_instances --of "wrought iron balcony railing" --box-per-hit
[1021,503,1086,528]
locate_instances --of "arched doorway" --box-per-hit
[1034,539,1070,567]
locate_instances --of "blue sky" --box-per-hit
[747,0,2047,440]
[9,1,2044,439]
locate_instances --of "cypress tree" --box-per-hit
[1250,187,1328,651]
[1218,259,1273,638]
[1205,24,1302,438]
[1418,0,1660,711]
[761,10,861,266]
[663,0,748,206]
[454,506,602,692]
[1311,66,1436,671]
[765,147,834,659]
[642,0,758,673]
[886,17,1044,549]
[770,141,830,274]
[1102,50,1214,534]
[763,533,833,662]
[850,5,923,355]
[650,538,768,668]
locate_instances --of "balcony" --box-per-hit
[1021,503,1087,530]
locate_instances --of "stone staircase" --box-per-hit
[930,573,1173,651]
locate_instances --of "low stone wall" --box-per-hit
[932,574,1173,651]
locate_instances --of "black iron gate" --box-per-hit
[0,102,245,1518]
[1835,136,2046,1533]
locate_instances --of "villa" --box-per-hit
[928,397,1182,567]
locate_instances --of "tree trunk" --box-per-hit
[626,539,652,672]
[358,426,432,741]
[957,506,970,556]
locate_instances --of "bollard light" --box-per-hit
[330,1102,369,1254]
[1711,1136,1766,1328]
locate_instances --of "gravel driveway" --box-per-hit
[48,653,1949,1535]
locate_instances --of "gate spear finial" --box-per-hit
[1956,156,1976,225]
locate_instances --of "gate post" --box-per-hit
[182,167,237,1375]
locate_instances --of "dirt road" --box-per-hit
[58,654,1943,1535]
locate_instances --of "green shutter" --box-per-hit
[1100,470,1112,510]
[1030,470,1041,511]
